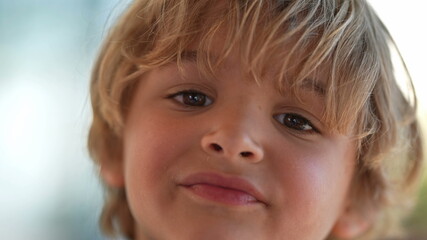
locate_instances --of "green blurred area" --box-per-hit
[406,175,427,238]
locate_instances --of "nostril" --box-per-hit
[240,151,253,158]
[211,143,223,152]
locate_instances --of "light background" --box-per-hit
[0,1,425,239]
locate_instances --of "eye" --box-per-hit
[274,113,319,133]
[168,90,213,107]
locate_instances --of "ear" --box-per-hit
[100,159,125,188]
[330,206,373,239]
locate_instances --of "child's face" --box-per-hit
[116,39,358,240]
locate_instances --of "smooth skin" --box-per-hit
[102,41,370,240]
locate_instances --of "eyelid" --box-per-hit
[167,89,214,107]
[274,112,321,134]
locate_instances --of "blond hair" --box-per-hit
[88,0,424,239]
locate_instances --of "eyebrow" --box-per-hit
[179,50,325,97]
[300,78,326,97]
[180,50,198,62]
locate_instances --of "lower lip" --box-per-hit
[182,184,259,206]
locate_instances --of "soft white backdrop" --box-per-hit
[0,1,425,239]
[369,0,427,125]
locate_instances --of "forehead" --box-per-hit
[177,49,326,100]
[173,3,332,96]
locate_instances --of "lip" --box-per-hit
[179,172,267,206]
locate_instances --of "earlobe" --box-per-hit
[331,207,372,239]
[100,161,125,187]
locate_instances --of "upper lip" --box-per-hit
[179,172,268,205]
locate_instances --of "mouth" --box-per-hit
[178,172,267,207]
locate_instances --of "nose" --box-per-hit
[201,118,264,163]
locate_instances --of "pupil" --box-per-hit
[184,93,205,106]
[286,115,305,130]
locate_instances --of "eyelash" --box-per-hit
[167,89,319,134]
[274,113,320,134]
[167,90,213,107]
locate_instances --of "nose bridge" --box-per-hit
[201,100,264,163]
[221,104,255,136]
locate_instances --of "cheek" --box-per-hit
[122,113,196,217]
[123,113,193,185]
[268,139,355,237]
[122,109,214,201]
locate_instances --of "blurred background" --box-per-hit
[0,0,425,239]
